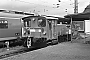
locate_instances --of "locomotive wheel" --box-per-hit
[40,41,47,48]
[22,37,28,47]
[33,38,47,48]
[51,40,58,45]
[40,38,47,48]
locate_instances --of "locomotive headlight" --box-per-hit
[54,33,57,36]
[32,18,35,21]
[43,31,46,35]
[24,30,26,33]
[41,28,46,35]
[38,29,41,32]
[4,21,8,23]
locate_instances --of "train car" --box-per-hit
[0,12,33,47]
[21,16,47,48]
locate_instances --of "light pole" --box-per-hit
[71,0,78,42]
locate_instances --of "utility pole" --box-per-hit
[74,0,78,13]
[70,0,78,43]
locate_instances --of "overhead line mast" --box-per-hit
[74,0,78,13]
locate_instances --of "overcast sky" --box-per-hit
[0,0,90,17]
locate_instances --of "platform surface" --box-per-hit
[2,42,90,60]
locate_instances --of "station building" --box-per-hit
[64,4,90,43]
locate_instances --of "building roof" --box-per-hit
[64,4,90,20]
[42,15,70,22]
[83,4,90,13]
[58,17,70,22]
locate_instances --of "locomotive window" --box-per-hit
[0,20,8,28]
[38,18,46,27]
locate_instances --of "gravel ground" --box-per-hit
[2,42,90,60]
[0,46,24,56]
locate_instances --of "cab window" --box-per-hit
[38,18,46,27]
[24,21,31,27]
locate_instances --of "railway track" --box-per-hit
[0,46,37,59]
[0,38,52,59]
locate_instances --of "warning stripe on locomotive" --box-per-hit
[30,29,41,32]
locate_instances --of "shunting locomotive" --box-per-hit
[21,15,60,48]
[21,16,47,48]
